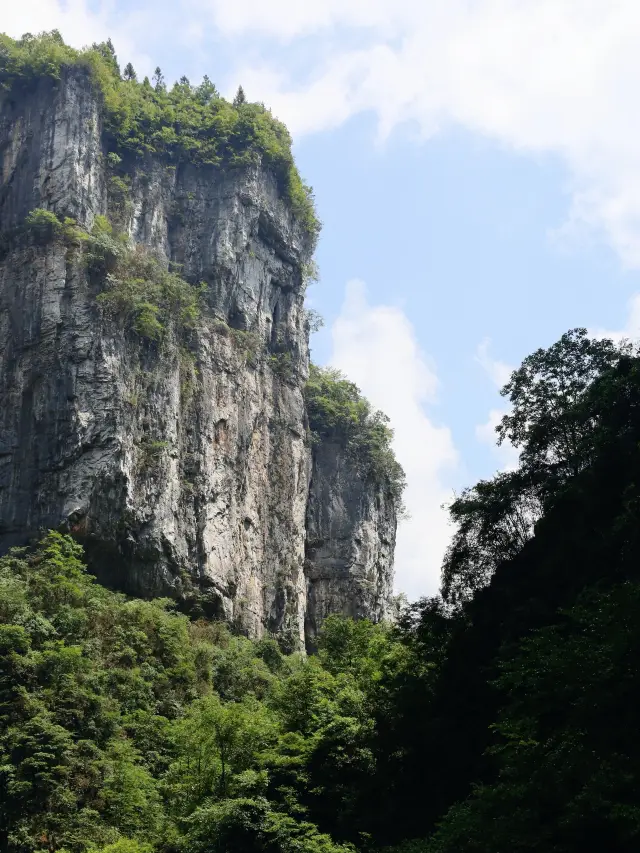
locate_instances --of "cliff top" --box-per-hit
[0,30,320,242]
[305,364,406,501]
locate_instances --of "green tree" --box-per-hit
[166,694,278,814]
[101,738,163,839]
[195,74,218,104]
[441,329,627,607]
[152,66,165,92]
[497,327,624,476]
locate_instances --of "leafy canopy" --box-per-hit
[0,532,396,853]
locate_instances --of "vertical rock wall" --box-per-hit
[305,440,397,648]
[0,68,397,647]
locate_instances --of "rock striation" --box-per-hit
[0,66,398,648]
[305,439,396,648]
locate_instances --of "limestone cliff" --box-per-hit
[0,47,400,648]
[305,439,397,648]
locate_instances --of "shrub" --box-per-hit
[94,238,206,342]
[24,207,62,241]
[305,365,406,499]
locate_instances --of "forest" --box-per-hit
[3,326,640,853]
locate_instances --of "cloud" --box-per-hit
[2,0,107,43]
[474,339,519,472]
[199,0,640,268]
[329,280,459,600]
[590,293,640,343]
[475,337,513,390]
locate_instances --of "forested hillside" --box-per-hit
[3,326,640,852]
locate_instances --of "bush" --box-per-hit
[305,365,406,499]
[24,207,62,241]
[92,235,206,342]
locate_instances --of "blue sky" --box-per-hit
[4,0,640,598]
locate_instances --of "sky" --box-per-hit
[4,0,640,599]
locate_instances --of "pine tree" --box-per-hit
[123,62,137,82]
[152,66,165,92]
[195,75,218,105]
[233,85,246,107]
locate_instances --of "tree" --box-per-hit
[101,738,162,839]
[91,38,120,76]
[152,66,165,92]
[440,469,542,607]
[183,798,355,853]
[233,85,246,107]
[195,74,219,104]
[441,329,627,607]
[497,328,624,477]
[428,584,640,853]
[166,695,278,814]
[123,62,137,81]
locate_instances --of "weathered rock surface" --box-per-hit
[0,68,397,647]
[305,440,397,648]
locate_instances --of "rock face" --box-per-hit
[0,68,397,648]
[305,440,397,648]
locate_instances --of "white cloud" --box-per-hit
[590,292,640,343]
[2,1,105,43]
[201,0,640,268]
[475,337,513,390]
[474,338,519,472]
[330,280,459,600]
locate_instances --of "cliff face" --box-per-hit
[0,67,397,647]
[305,440,397,648]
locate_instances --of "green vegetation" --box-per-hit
[305,364,406,499]
[23,207,64,240]
[269,352,296,383]
[19,209,205,343]
[19,208,86,246]
[0,533,392,852]
[0,31,319,240]
[4,327,640,852]
[359,329,640,851]
[94,243,205,344]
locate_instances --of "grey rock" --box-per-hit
[305,440,397,649]
[0,67,397,648]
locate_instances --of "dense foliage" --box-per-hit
[305,364,406,500]
[371,329,640,852]
[0,532,401,852]
[0,31,319,239]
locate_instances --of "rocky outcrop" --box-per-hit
[0,67,397,648]
[305,440,397,648]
